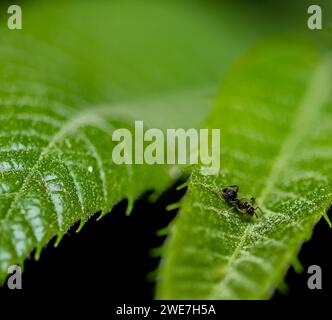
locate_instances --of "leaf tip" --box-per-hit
[149,190,162,203]
[156,226,170,237]
[150,247,163,258]
[76,219,86,233]
[292,257,304,274]
[34,246,43,261]
[125,198,134,216]
[277,280,289,295]
[166,202,180,211]
[54,234,64,248]
[323,204,332,228]
[176,181,189,191]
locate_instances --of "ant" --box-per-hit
[222,185,261,218]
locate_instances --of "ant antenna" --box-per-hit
[229,185,239,192]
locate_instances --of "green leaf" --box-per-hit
[0,104,174,279]
[0,0,290,282]
[0,0,273,284]
[156,40,332,299]
[1,0,326,287]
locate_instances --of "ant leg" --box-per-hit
[237,208,245,217]
[255,207,263,217]
[250,197,256,204]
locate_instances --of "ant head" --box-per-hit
[222,187,237,200]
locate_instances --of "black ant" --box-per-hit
[222,185,261,218]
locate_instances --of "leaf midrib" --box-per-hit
[1,84,213,232]
[1,109,108,230]
[209,53,332,299]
